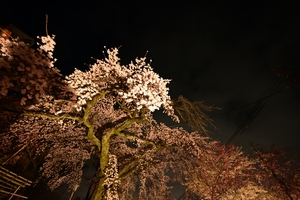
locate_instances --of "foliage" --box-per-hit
[184,144,255,199]
[252,144,300,200]
[1,35,300,200]
[0,35,186,199]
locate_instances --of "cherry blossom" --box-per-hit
[2,35,299,200]
[0,35,72,106]
[66,47,178,121]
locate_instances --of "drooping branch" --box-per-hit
[173,95,218,134]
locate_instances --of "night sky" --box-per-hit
[1,1,300,199]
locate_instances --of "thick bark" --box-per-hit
[85,160,107,200]
[84,159,100,200]
[88,131,112,200]
[90,174,106,200]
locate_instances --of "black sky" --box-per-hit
[1,1,300,198]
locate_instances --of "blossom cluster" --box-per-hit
[120,57,171,112]
[103,154,120,200]
[66,47,178,121]
[0,35,62,105]
[41,146,90,191]
[66,68,99,106]
[37,35,56,60]
[6,115,93,191]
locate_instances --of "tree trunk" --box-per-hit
[90,175,106,200]
[85,168,106,200]
[87,135,110,200]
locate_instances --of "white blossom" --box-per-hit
[66,47,178,121]
[103,154,120,200]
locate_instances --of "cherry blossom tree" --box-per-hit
[0,35,74,144]
[180,144,255,200]
[251,144,300,200]
[3,35,298,200]
[1,35,203,199]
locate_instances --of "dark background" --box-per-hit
[1,1,300,199]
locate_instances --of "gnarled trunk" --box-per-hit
[90,174,106,200]
[85,165,107,200]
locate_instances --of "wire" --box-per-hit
[209,89,281,119]
[225,75,284,145]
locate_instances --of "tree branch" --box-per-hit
[83,91,109,151]
[24,112,82,121]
